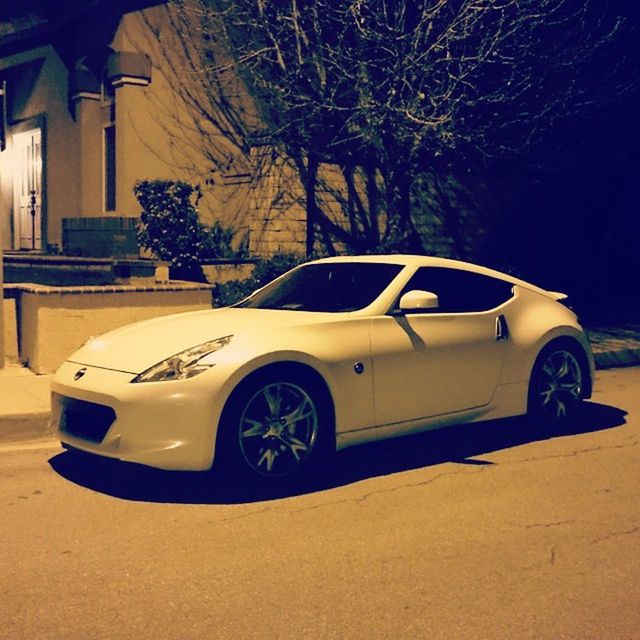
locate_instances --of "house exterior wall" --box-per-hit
[248,157,363,257]
[0,45,81,251]
[247,154,456,258]
[1,2,444,262]
[111,8,253,231]
[76,97,104,217]
[0,3,256,255]
[248,154,307,256]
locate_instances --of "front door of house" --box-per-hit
[13,129,42,250]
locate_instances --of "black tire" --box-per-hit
[217,371,332,481]
[528,341,586,426]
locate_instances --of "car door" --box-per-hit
[369,267,513,427]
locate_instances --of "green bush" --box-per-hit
[135,180,235,272]
[213,253,306,307]
[251,252,304,285]
[200,220,235,260]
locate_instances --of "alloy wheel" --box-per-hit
[238,382,319,477]
[536,349,583,420]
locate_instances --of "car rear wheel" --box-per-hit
[529,344,585,424]
[219,374,330,480]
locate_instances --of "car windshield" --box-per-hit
[239,262,404,312]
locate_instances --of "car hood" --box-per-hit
[67,307,342,374]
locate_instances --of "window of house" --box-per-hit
[103,124,116,211]
[394,267,514,313]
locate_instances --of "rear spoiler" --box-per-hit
[547,291,568,302]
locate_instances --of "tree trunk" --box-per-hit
[305,154,318,256]
[386,169,422,252]
[365,164,381,248]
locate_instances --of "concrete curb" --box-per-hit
[593,348,640,370]
[0,412,53,444]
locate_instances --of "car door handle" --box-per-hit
[496,315,509,341]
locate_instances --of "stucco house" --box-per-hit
[0,1,250,368]
[0,0,301,259]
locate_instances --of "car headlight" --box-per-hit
[131,336,232,383]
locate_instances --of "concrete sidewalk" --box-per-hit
[1,325,639,444]
[0,362,52,442]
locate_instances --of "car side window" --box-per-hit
[395,267,514,313]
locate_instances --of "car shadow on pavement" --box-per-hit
[48,401,627,505]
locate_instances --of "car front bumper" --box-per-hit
[51,361,233,471]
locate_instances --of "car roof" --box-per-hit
[314,254,479,268]
[309,254,556,297]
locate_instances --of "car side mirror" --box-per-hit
[399,290,439,312]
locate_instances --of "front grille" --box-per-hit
[58,396,116,443]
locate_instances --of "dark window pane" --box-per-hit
[241,262,404,312]
[397,267,513,313]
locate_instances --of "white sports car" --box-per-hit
[52,255,594,480]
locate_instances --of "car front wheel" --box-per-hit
[219,375,329,480]
[529,344,585,424]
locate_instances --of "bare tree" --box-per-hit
[143,0,637,255]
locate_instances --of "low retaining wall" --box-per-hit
[4,255,256,287]
[4,254,156,286]
[8,282,213,374]
[3,298,18,362]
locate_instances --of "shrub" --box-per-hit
[135,180,203,269]
[200,220,236,260]
[212,278,256,307]
[251,252,304,285]
[135,180,236,273]
[213,253,306,307]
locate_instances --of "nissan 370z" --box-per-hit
[51,255,594,480]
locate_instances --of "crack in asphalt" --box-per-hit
[506,439,638,467]
[209,466,493,523]
[591,525,640,545]
[510,519,577,530]
[216,439,638,522]
[288,466,488,514]
[287,440,639,516]
[219,506,273,523]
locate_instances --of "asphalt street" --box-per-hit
[1,367,639,640]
